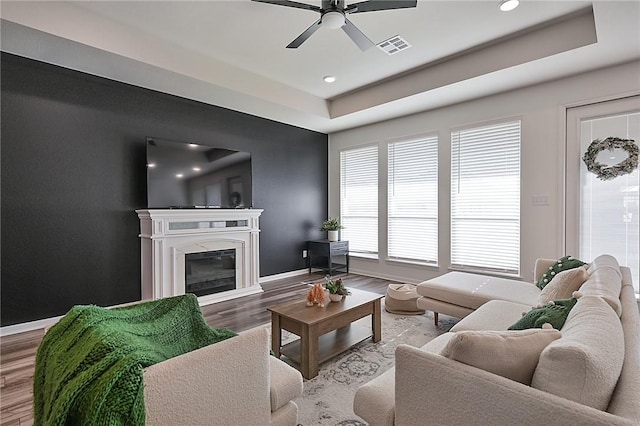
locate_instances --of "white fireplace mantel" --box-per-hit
[136,208,263,305]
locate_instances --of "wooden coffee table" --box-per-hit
[268,287,382,379]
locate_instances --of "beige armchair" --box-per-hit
[144,327,303,426]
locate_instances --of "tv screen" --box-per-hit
[146,137,252,209]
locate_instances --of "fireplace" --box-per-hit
[136,209,263,305]
[185,249,236,297]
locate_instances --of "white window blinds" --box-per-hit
[451,120,521,274]
[340,146,378,254]
[388,136,438,263]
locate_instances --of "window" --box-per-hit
[340,146,378,255]
[451,120,521,274]
[388,136,438,263]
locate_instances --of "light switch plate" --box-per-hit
[532,195,549,206]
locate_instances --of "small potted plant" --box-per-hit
[320,217,343,242]
[324,275,350,302]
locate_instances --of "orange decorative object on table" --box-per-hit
[306,283,327,307]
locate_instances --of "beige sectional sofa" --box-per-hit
[354,255,640,425]
[144,327,303,426]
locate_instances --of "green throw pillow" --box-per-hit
[508,297,578,331]
[536,256,587,290]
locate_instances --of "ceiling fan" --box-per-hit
[252,0,417,51]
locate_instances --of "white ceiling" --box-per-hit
[1,1,639,133]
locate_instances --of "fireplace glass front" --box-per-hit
[185,249,236,297]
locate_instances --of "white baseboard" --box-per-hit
[347,267,422,286]
[1,269,312,337]
[0,315,63,337]
[259,268,309,283]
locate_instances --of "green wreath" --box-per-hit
[582,137,639,181]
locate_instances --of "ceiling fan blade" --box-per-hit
[251,0,321,13]
[287,18,322,48]
[345,0,417,13]
[342,18,374,51]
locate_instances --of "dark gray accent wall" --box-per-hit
[1,53,328,326]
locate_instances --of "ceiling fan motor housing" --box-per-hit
[323,0,346,11]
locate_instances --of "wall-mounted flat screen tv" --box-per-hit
[146,137,252,209]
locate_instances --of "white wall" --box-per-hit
[328,60,640,284]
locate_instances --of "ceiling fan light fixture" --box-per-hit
[498,0,519,12]
[253,0,418,49]
[322,11,345,29]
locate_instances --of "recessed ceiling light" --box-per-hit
[323,75,336,83]
[188,144,198,148]
[147,163,156,168]
[193,167,201,172]
[176,173,184,178]
[499,0,519,12]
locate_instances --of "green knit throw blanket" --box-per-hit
[33,294,237,426]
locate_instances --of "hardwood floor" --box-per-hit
[0,273,392,425]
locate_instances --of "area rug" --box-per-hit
[276,299,458,426]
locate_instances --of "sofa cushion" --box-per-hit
[420,332,455,353]
[581,254,623,316]
[450,300,532,332]
[535,255,587,290]
[508,297,577,331]
[531,296,624,411]
[538,266,588,304]
[440,329,561,385]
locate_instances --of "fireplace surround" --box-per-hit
[136,209,263,305]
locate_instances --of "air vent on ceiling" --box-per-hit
[376,35,411,55]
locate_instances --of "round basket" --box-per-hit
[385,283,425,315]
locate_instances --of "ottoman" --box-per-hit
[385,284,425,315]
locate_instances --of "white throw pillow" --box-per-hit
[440,329,561,385]
[538,266,589,305]
[531,296,624,411]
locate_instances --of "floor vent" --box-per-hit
[377,35,411,55]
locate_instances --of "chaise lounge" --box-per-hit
[414,259,555,325]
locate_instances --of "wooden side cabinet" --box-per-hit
[307,240,349,275]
